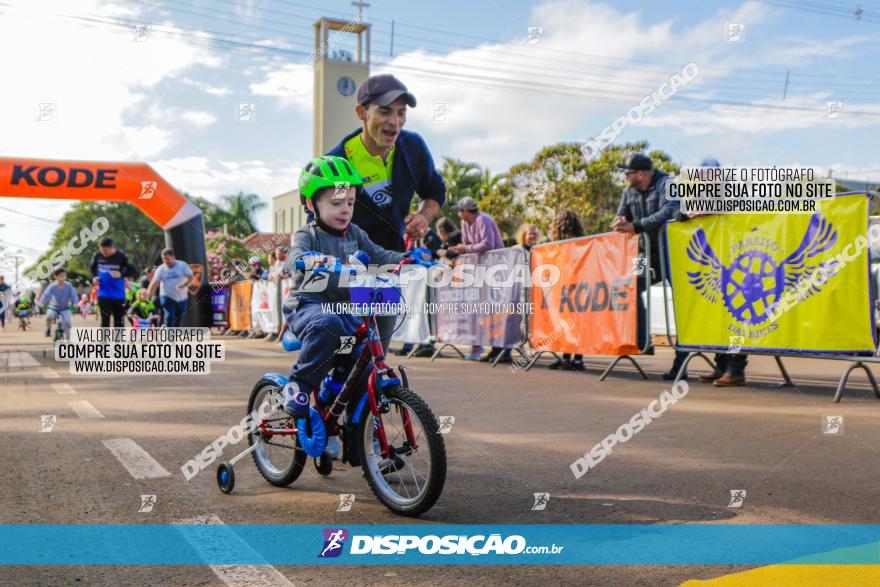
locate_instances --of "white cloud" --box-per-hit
[249,63,312,111]
[179,110,218,128]
[152,157,300,230]
[180,78,234,97]
[0,0,221,160]
[353,0,877,170]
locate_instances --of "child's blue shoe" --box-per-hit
[283,382,311,417]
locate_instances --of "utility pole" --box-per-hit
[351,0,370,21]
[12,253,25,283]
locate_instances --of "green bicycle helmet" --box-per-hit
[298,155,363,203]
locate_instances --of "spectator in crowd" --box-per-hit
[611,153,684,380]
[248,258,265,280]
[90,237,138,328]
[549,211,586,371]
[268,248,289,282]
[89,282,99,322]
[397,228,442,358]
[266,252,278,280]
[407,227,441,260]
[450,197,504,256]
[124,279,134,312]
[689,158,749,387]
[78,293,91,321]
[147,248,194,327]
[436,217,462,264]
[515,223,541,252]
[0,275,9,330]
[451,196,508,362]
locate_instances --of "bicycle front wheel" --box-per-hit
[357,385,446,516]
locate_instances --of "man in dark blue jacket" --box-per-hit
[322,74,446,350]
[89,237,137,328]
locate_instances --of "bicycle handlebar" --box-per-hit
[293,252,437,275]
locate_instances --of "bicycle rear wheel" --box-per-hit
[247,379,307,487]
[357,385,446,516]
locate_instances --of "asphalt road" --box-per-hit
[3,315,880,585]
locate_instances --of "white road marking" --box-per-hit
[40,368,60,380]
[68,400,105,419]
[175,514,294,587]
[4,352,40,369]
[227,347,284,357]
[51,382,77,395]
[102,438,170,479]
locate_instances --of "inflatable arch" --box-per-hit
[0,157,210,326]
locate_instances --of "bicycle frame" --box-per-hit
[257,258,422,460]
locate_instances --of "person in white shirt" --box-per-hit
[146,248,194,327]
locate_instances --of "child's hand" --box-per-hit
[303,255,336,270]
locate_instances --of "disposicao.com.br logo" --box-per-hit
[318,528,563,557]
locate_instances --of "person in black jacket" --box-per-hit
[435,217,462,263]
[89,238,137,328]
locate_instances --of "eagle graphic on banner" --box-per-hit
[686,212,839,326]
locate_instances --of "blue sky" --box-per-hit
[0,0,878,270]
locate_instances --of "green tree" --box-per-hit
[205,231,254,281]
[435,157,483,222]
[188,194,234,233]
[480,141,679,242]
[25,201,164,286]
[220,191,267,237]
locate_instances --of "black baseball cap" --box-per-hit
[619,153,653,172]
[357,74,417,108]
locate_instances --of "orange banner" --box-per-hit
[530,232,639,356]
[0,157,197,228]
[228,281,253,331]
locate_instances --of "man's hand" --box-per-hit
[176,282,188,289]
[92,277,99,286]
[109,270,121,279]
[404,212,429,238]
[613,217,635,233]
[450,244,466,254]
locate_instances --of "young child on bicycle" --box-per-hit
[127,288,159,327]
[282,155,427,424]
[39,268,78,339]
[15,296,32,330]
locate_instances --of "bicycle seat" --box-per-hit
[281,331,302,352]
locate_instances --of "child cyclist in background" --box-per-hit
[282,156,429,456]
[39,268,78,340]
[127,288,160,327]
[78,294,91,320]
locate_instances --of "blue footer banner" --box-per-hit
[2,524,880,564]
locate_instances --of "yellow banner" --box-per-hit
[666,194,876,354]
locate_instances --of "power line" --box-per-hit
[10,3,880,119]
[116,1,880,102]
[0,206,60,224]
[762,0,880,22]
[259,0,880,81]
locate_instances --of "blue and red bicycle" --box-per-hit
[217,254,447,517]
